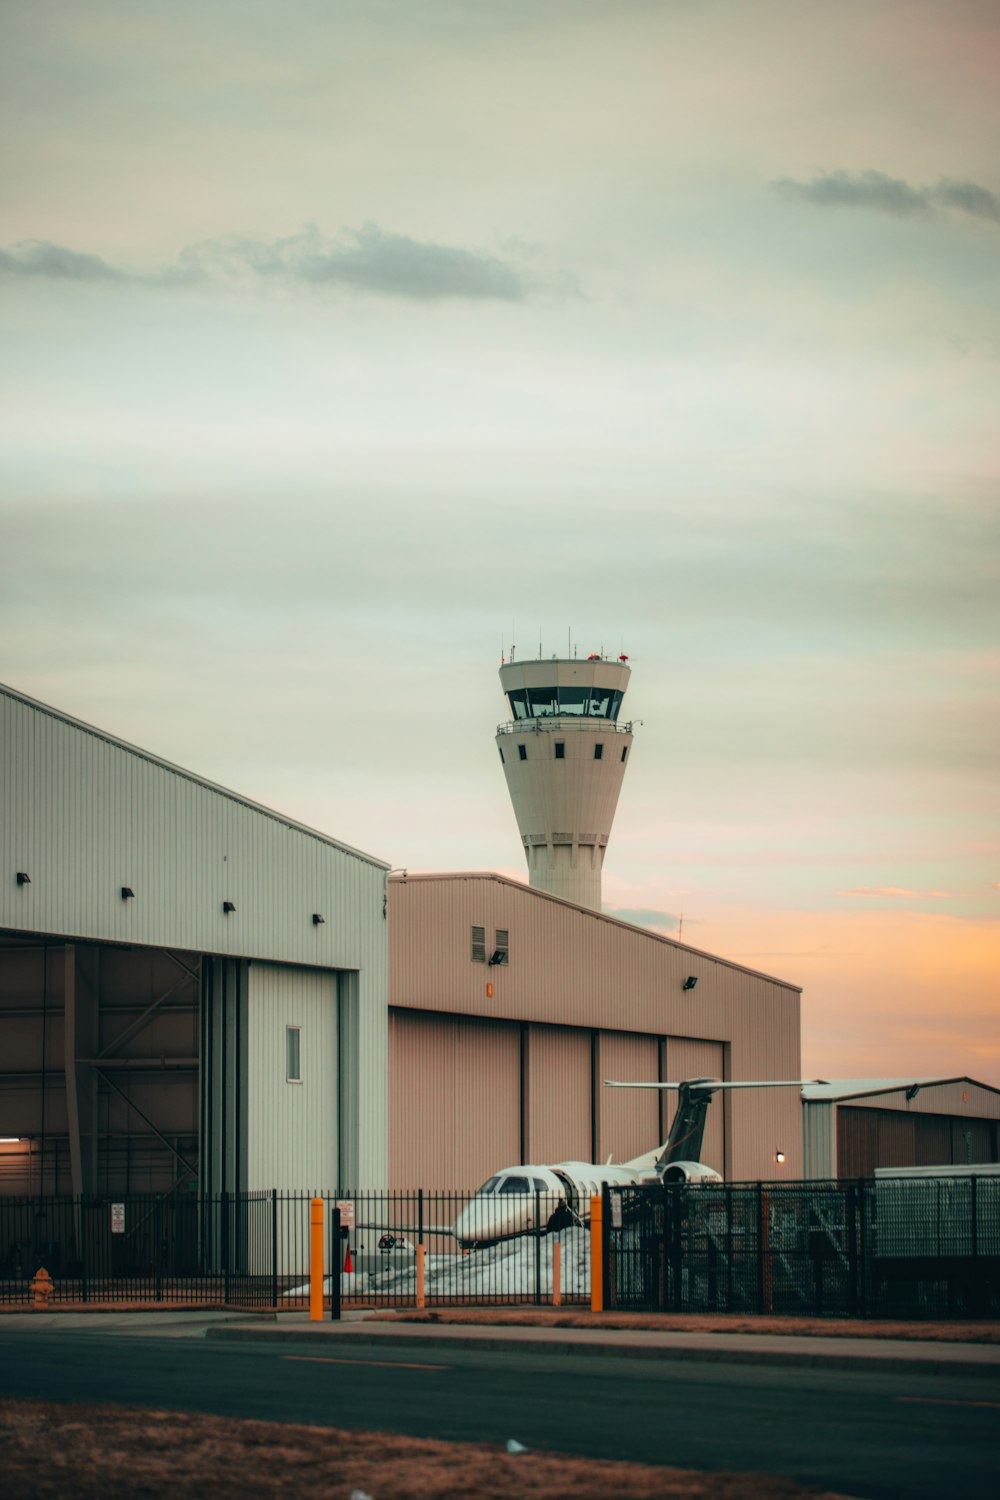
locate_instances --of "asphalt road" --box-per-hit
[1,1327,998,1499]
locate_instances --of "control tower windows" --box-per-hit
[505,688,624,721]
[518,744,528,761]
[554,741,565,759]
[621,745,629,762]
[594,743,603,760]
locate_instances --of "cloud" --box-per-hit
[0,223,527,302]
[774,170,1000,226]
[841,887,954,899]
[0,240,125,281]
[933,178,1000,224]
[604,906,679,932]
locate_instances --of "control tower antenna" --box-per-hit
[495,647,635,912]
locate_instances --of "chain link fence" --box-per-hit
[604,1177,1000,1318]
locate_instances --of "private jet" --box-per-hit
[452,1076,823,1248]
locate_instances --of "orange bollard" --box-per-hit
[309,1197,324,1322]
[590,1195,603,1313]
[552,1241,562,1307]
[416,1244,426,1309]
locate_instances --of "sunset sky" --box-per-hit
[2,2,997,1084]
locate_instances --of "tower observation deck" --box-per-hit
[496,653,634,912]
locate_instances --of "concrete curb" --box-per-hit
[205,1321,1000,1377]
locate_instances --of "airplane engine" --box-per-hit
[659,1160,723,1185]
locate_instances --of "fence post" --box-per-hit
[155,1195,163,1303]
[857,1178,869,1318]
[552,1241,561,1307]
[756,1183,772,1315]
[221,1191,230,1305]
[418,1187,424,1248]
[271,1189,279,1309]
[330,1205,341,1321]
[534,1189,542,1306]
[590,1193,604,1313]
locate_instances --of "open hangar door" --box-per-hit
[0,931,199,1198]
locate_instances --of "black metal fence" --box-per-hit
[5,1178,997,1317]
[604,1177,1000,1318]
[0,1188,591,1309]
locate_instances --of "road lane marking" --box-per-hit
[283,1355,447,1371]
[897,1397,1000,1410]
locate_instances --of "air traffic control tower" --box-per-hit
[496,652,634,912]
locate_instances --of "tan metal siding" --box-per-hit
[667,1037,726,1176]
[246,962,338,1192]
[525,1025,591,1163]
[597,1032,659,1163]
[388,873,802,1183]
[389,1010,520,1188]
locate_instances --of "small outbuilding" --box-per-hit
[802,1078,1000,1178]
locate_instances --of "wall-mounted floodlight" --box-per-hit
[775,1150,786,1165]
[905,1083,921,1102]
[16,872,30,886]
[223,900,236,914]
[682,976,698,991]
[312,913,325,925]
[488,949,507,966]
[121,887,135,900]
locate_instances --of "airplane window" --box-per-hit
[532,1178,548,1192]
[475,1176,500,1196]
[498,1176,530,1193]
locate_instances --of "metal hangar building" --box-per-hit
[0,682,389,1199]
[388,870,803,1187]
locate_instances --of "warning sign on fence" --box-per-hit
[335,1199,355,1230]
[111,1203,125,1235]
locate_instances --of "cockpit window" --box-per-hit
[475,1176,500,1196]
[532,1178,548,1192]
[498,1175,530,1194]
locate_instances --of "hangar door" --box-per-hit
[389,1010,521,1188]
[666,1037,726,1177]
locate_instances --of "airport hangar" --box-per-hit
[0,681,388,1199]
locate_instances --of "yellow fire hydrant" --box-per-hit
[30,1267,53,1310]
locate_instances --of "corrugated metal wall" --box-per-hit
[525,1025,591,1163]
[597,1032,659,1163]
[388,1011,521,1188]
[1,684,387,970]
[837,1106,1000,1176]
[388,873,802,1180]
[246,962,339,1191]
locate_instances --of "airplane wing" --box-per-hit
[604,1078,830,1089]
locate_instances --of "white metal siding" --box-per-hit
[246,962,338,1191]
[1,685,387,969]
[802,1101,836,1179]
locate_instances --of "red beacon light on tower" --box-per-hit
[618,653,629,662]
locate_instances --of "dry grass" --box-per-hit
[0,1398,855,1499]
[371,1308,1000,1343]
